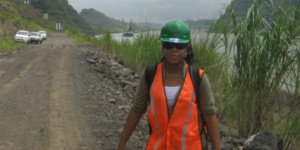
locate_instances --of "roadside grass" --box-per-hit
[191,31,230,114]
[0,39,25,52]
[277,112,300,149]
[218,0,300,149]
[65,28,95,44]
[96,31,162,72]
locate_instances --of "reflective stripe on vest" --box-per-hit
[147,63,204,150]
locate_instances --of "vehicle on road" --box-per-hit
[14,30,30,44]
[39,31,47,40]
[29,32,43,44]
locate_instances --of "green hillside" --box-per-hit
[29,0,93,35]
[0,0,50,51]
[217,0,300,37]
[0,0,94,36]
[0,0,97,51]
[79,8,124,34]
[220,0,299,20]
[0,0,45,37]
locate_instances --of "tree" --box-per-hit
[31,0,48,13]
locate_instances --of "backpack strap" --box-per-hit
[188,65,201,100]
[145,63,158,135]
[188,65,209,149]
[145,63,158,89]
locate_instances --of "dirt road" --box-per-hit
[0,33,148,149]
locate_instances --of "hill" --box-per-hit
[29,0,93,35]
[0,0,46,40]
[79,8,167,34]
[220,0,299,20]
[0,0,94,35]
[79,8,124,34]
[217,0,300,37]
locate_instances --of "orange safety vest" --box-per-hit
[147,63,204,150]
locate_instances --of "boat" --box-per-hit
[122,31,134,37]
[122,19,135,37]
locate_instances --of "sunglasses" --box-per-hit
[163,42,188,50]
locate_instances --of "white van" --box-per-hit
[38,31,47,40]
[29,32,43,44]
[14,30,30,43]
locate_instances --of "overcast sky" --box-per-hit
[68,0,233,24]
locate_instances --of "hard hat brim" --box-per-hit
[160,37,190,43]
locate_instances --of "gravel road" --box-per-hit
[0,33,148,150]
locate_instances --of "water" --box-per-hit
[95,32,152,43]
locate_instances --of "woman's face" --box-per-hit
[162,42,188,65]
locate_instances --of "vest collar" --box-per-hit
[162,61,187,84]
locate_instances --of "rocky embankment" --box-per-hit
[83,46,284,150]
[79,46,149,149]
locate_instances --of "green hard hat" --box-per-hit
[159,20,191,43]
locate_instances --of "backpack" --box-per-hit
[145,63,209,149]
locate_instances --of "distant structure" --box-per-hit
[122,19,136,37]
[56,23,61,31]
[44,13,48,20]
[128,20,136,32]
[24,0,30,4]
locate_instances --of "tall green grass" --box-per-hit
[218,0,300,148]
[0,39,25,52]
[97,31,162,72]
[192,31,230,113]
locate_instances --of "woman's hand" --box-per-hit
[203,114,221,150]
[117,144,126,150]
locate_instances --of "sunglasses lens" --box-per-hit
[163,42,173,49]
[163,42,187,50]
[176,43,187,49]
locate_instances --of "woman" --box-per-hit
[118,20,221,150]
